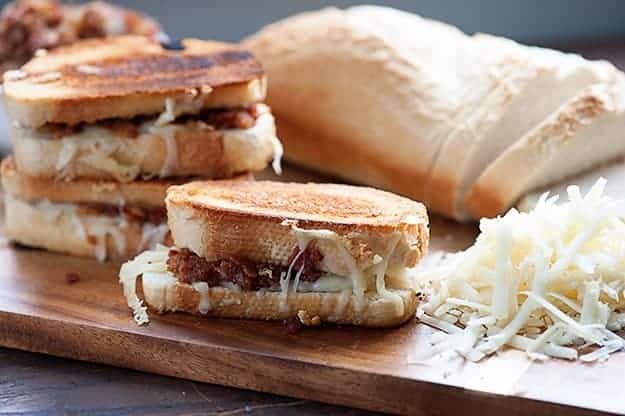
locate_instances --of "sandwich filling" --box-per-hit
[5,193,168,261]
[120,223,415,325]
[12,103,283,181]
[167,243,324,291]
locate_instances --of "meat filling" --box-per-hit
[38,106,260,139]
[167,242,324,291]
[77,202,166,225]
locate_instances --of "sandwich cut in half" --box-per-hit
[2,156,175,260]
[3,35,282,182]
[120,181,429,327]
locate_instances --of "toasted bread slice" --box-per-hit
[2,157,174,260]
[5,192,171,261]
[166,180,429,271]
[1,158,257,260]
[141,271,418,328]
[3,36,266,127]
[1,156,179,206]
[11,105,281,182]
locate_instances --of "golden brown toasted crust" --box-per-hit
[167,179,428,231]
[275,116,430,205]
[4,36,266,126]
[422,174,457,219]
[142,275,418,327]
[165,180,429,272]
[462,184,505,219]
[1,156,177,207]
[2,156,256,207]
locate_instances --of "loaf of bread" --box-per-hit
[244,6,625,220]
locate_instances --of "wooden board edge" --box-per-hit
[0,310,607,416]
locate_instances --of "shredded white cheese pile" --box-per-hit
[417,178,625,362]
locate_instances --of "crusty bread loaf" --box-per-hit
[465,79,625,218]
[243,6,511,205]
[166,180,429,275]
[141,272,417,327]
[1,156,179,207]
[5,193,171,260]
[244,6,625,221]
[425,34,616,219]
[3,36,266,127]
[11,105,279,182]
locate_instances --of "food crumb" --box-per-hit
[297,310,322,326]
[284,316,303,334]
[65,272,80,284]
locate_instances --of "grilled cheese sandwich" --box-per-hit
[120,180,429,327]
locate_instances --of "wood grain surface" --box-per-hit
[0,202,620,416]
[0,347,371,415]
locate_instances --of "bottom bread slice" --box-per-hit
[140,272,418,327]
[5,194,170,261]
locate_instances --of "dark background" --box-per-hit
[2,0,625,45]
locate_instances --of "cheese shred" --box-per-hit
[418,178,625,362]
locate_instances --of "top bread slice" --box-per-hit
[3,36,266,127]
[243,6,521,204]
[165,180,429,275]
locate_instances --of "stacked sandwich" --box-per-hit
[120,180,429,327]
[1,35,281,260]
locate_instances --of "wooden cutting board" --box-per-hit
[0,168,623,416]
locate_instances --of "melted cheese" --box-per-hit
[119,245,169,324]
[418,178,625,362]
[154,93,211,127]
[20,197,129,261]
[51,129,139,182]
[139,223,170,252]
[284,222,403,312]
[192,282,211,314]
[149,124,180,177]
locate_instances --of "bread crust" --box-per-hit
[273,115,431,204]
[425,35,616,220]
[141,273,418,327]
[165,180,429,276]
[5,193,171,260]
[3,36,267,127]
[1,156,176,207]
[242,7,490,211]
[245,7,624,221]
[465,81,625,218]
[10,107,278,182]
[242,7,536,219]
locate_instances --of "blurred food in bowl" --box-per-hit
[0,0,164,155]
[0,0,163,75]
